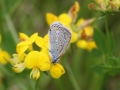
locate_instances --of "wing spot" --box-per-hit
[60,45,62,47]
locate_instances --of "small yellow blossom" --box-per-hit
[0,48,10,64]
[50,63,65,79]
[24,51,50,79]
[76,24,97,51]
[0,35,10,64]
[76,40,97,51]
[16,33,38,57]
[46,13,72,27]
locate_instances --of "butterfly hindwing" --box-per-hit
[48,22,71,63]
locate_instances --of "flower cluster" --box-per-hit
[8,1,97,80]
[9,33,65,79]
[88,0,120,13]
[46,1,97,51]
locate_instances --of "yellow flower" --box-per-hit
[46,13,72,27]
[35,34,49,49]
[16,33,38,57]
[50,63,65,79]
[0,48,10,64]
[24,51,50,79]
[8,53,26,73]
[76,23,97,51]
[76,40,97,51]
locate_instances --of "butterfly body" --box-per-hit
[48,21,71,64]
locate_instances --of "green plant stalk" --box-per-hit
[105,15,111,59]
[89,73,104,90]
[0,0,18,44]
[65,61,81,90]
[35,78,39,90]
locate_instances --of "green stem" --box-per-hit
[65,62,81,90]
[35,79,39,90]
[0,0,18,44]
[105,14,111,59]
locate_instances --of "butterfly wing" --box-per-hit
[48,22,71,63]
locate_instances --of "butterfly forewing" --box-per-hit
[48,22,71,63]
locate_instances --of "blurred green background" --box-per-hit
[1,0,120,90]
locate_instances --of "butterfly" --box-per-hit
[48,21,71,64]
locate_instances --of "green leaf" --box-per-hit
[93,28,106,55]
[90,48,102,57]
[105,57,120,76]
[92,64,107,75]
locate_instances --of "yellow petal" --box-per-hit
[50,63,65,79]
[87,41,97,51]
[17,41,31,47]
[25,51,50,71]
[37,52,50,71]
[41,48,49,56]
[46,13,58,25]
[28,44,34,51]
[35,36,44,48]
[12,62,25,73]
[29,33,38,43]
[16,45,28,57]
[19,33,29,41]
[70,31,78,43]
[0,49,10,64]
[84,26,93,36]
[76,40,88,49]
[25,51,40,69]
[44,34,50,49]
[9,54,20,65]
[30,68,40,80]
[9,53,25,65]
[59,13,72,26]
